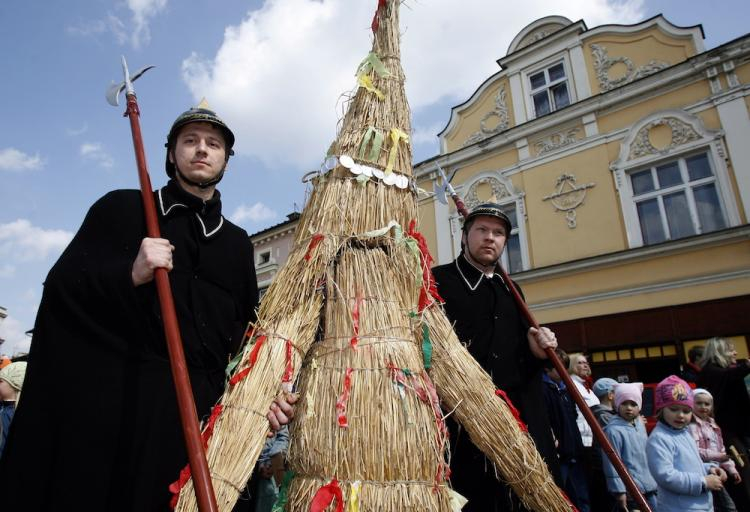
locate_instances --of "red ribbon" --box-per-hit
[336,367,354,428]
[304,233,325,261]
[310,478,344,512]
[168,404,225,509]
[371,0,387,33]
[282,338,294,383]
[495,389,528,433]
[350,290,363,349]
[561,489,580,512]
[229,334,268,386]
[407,219,444,311]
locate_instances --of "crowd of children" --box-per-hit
[543,346,747,512]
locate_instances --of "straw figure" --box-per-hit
[174,2,573,511]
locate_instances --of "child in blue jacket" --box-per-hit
[646,375,727,512]
[602,382,658,511]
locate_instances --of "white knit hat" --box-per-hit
[0,361,27,391]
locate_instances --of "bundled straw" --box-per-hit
[175,1,574,510]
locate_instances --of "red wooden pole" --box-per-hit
[450,192,652,512]
[124,93,219,512]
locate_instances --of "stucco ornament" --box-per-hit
[534,127,580,156]
[464,176,514,210]
[463,86,509,146]
[590,44,669,92]
[543,173,596,228]
[628,117,701,160]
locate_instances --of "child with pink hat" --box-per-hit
[646,375,728,511]
[602,382,657,511]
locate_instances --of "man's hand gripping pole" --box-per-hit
[107,56,219,512]
[435,162,652,512]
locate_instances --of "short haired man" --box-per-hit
[432,202,559,511]
[0,104,295,510]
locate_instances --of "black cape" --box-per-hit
[0,180,258,511]
[432,254,558,511]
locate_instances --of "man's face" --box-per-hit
[169,122,227,186]
[462,216,507,267]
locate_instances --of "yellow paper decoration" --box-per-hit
[385,128,409,175]
[349,481,361,512]
[357,74,384,100]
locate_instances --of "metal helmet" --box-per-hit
[164,101,235,178]
[463,202,512,234]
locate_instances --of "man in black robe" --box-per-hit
[0,105,295,511]
[432,202,559,512]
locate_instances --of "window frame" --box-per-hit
[522,55,576,119]
[627,151,728,245]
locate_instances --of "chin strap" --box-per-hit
[175,165,226,189]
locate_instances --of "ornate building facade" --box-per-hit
[414,15,750,382]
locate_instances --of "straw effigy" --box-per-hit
[174,2,574,511]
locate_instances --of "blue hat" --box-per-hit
[592,377,618,398]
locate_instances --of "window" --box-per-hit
[629,152,727,245]
[529,62,570,117]
[499,203,523,274]
[258,250,271,265]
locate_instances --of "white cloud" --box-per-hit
[181,0,644,170]
[0,315,32,357]
[67,123,89,137]
[0,147,43,172]
[411,122,443,146]
[230,202,278,225]
[0,219,73,262]
[66,15,129,46]
[80,142,115,169]
[128,0,168,49]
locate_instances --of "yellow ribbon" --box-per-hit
[349,481,361,512]
[385,128,409,175]
[357,74,384,100]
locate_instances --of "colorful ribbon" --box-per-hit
[282,338,294,383]
[406,220,444,311]
[271,470,295,512]
[349,481,361,512]
[229,334,268,386]
[421,323,433,370]
[310,478,344,512]
[358,126,384,163]
[336,367,354,428]
[357,74,384,100]
[304,233,325,261]
[350,290,363,349]
[356,51,390,79]
[495,389,528,433]
[371,0,387,33]
[384,128,409,175]
[168,404,225,508]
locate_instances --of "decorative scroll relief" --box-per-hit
[463,86,509,147]
[534,127,580,156]
[464,176,514,210]
[543,173,596,228]
[590,44,669,92]
[518,29,552,50]
[628,117,701,160]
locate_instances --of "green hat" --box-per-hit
[165,99,235,177]
[464,202,512,234]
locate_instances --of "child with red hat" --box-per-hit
[646,375,727,511]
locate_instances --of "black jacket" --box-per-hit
[0,180,258,511]
[432,254,558,510]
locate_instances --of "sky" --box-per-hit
[1,0,748,356]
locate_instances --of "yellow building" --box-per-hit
[414,15,750,382]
